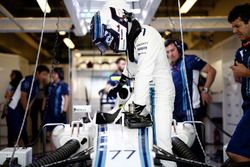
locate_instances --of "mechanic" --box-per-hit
[165,39,216,122]
[226,3,250,163]
[44,67,69,134]
[90,7,176,167]
[7,65,49,146]
[104,57,126,93]
[165,39,216,162]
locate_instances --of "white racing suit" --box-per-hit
[123,25,176,167]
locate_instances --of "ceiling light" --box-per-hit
[164,30,171,36]
[63,38,75,49]
[180,0,197,14]
[75,52,81,58]
[86,12,93,18]
[59,31,66,35]
[36,0,51,13]
[131,8,141,14]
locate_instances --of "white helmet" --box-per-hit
[90,7,130,54]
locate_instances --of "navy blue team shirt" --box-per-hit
[45,81,69,125]
[21,75,40,103]
[171,55,207,121]
[226,43,250,158]
[235,44,250,110]
[107,72,121,87]
[7,75,40,136]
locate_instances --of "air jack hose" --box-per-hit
[172,136,199,167]
[27,139,80,167]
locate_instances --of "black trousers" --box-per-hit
[30,99,43,141]
[7,104,29,147]
[20,109,29,145]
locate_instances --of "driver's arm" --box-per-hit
[133,30,158,106]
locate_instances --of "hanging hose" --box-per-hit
[43,148,93,167]
[9,0,48,165]
[172,137,199,167]
[71,150,89,167]
[41,154,91,167]
[27,139,80,167]
[205,115,232,138]
[155,153,214,167]
[26,13,62,149]
[176,0,208,163]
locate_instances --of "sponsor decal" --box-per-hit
[137,46,147,51]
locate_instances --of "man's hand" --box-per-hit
[108,86,119,99]
[62,111,67,117]
[108,74,128,99]
[201,92,212,105]
[231,61,249,77]
[61,111,67,122]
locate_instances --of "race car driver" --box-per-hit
[90,7,176,167]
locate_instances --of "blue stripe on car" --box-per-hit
[139,128,151,167]
[94,124,107,167]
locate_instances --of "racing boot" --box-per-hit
[124,102,152,128]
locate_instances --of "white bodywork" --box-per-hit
[92,124,154,167]
[52,86,196,167]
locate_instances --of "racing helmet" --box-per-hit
[90,7,129,54]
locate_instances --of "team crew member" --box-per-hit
[90,7,176,167]
[7,65,49,146]
[44,67,69,132]
[30,79,47,142]
[2,70,23,119]
[4,70,23,102]
[226,3,250,163]
[165,39,216,122]
[104,57,126,93]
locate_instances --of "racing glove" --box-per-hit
[108,74,128,99]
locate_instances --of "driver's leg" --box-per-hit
[151,79,176,167]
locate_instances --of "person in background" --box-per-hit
[43,67,69,148]
[4,70,23,102]
[226,3,250,163]
[1,70,23,119]
[165,39,216,122]
[165,39,216,162]
[7,65,49,146]
[104,57,126,93]
[30,79,48,142]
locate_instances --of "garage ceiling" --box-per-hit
[0,0,248,63]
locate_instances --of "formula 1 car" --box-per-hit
[27,86,214,167]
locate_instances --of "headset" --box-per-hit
[164,39,183,55]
